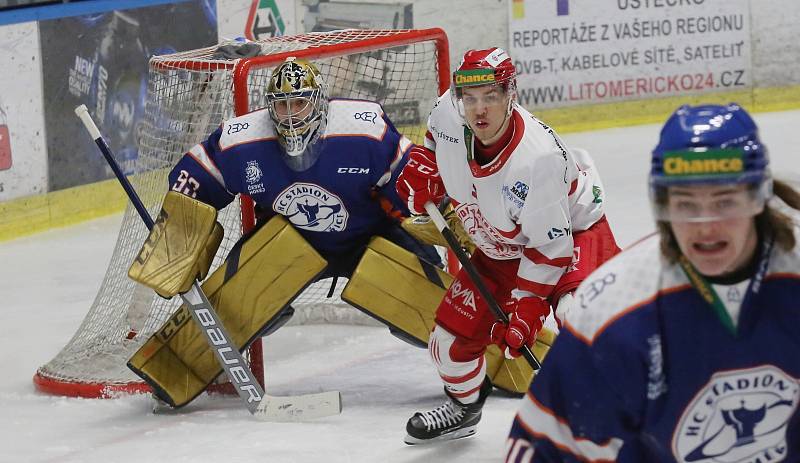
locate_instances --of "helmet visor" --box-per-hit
[650,180,771,223]
[650,147,772,222]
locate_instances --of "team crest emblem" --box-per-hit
[454,203,522,259]
[672,365,799,462]
[273,182,348,232]
[245,160,265,194]
[245,160,262,184]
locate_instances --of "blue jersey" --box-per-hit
[168,99,412,254]
[506,233,800,462]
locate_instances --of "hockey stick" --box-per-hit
[75,104,342,421]
[423,202,541,370]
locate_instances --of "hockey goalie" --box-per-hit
[124,57,543,409]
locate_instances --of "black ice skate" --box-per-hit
[404,378,492,445]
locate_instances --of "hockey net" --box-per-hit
[34,29,450,398]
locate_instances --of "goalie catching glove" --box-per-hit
[490,295,549,360]
[128,191,223,298]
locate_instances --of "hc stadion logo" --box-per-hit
[273,182,348,232]
[672,366,799,463]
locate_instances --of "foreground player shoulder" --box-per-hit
[324,99,389,140]
[217,109,277,151]
[565,235,673,343]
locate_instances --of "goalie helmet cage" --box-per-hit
[33,28,451,399]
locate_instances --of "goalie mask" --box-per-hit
[267,58,328,165]
[451,48,517,142]
[649,103,772,223]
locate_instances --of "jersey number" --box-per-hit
[172,170,200,198]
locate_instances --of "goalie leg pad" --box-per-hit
[484,326,557,394]
[341,236,452,347]
[128,215,327,407]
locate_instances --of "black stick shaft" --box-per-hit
[424,202,541,370]
[97,137,155,229]
[75,105,154,229]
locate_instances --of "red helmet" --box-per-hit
[453,47,516,91]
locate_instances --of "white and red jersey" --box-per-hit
[425,92,605,300]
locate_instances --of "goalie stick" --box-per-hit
[75,104,342,421]
[423,201,542,370]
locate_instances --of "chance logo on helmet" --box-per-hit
[454,70,496,87]
[662,149,745,177]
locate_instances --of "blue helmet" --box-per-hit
[650,103,772,222]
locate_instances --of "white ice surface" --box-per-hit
[1,110,798,463]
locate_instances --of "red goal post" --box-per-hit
[33,28,451,399]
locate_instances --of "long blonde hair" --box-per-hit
[659,179,800,262]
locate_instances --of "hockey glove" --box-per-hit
[396,145,445,215]
[490,296,550,359]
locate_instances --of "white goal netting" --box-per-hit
[34,29,449,398]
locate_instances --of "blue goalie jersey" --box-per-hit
[168,99,413,254]
[506,233,800,462]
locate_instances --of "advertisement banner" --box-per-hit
[509,0,752,108]
[0,21,46,202]
[245,0,286,40]
[217,0,297,43]
[40,1,218,191]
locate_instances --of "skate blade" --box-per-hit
[403,425,477,445]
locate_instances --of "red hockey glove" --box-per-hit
[490,296,550,359]
[396,145,445,215]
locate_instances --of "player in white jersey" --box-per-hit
[395,47,620,444]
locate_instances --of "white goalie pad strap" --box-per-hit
[428,325,486,404]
